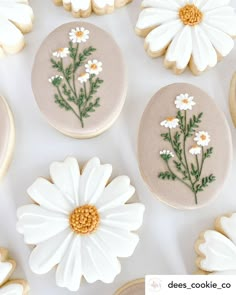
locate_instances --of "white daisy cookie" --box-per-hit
[0,248,29,294]
[0,0,34,56]
[53,0,132,17]
[195,213,236,274]
[17,157,145,291]
[135,0,236,75]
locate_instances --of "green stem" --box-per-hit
[166,161,192,191]
[196,155,200,172]
[81,75,94,115]
[168,128,186,169]
[56,86,83,127]
[199,147,205,176]
[183,111,193,185]
[61,58,77,98]
[72,44,79,97]
[194,191,198,205]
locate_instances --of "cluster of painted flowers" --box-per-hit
[49,27,103,85]
[160,93,210,158]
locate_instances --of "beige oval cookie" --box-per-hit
[32,22,127,139]
[138,83,232,210]
[0,96,15,181]
[114,279,145,295]
[229,72,236,127]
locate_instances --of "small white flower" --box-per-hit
[189,144,202,155]
[175,93,196,111]
[194,131,210,147]
[78,72,90,84]
[52,47,69,58]
[69,27,90,43]
[160,150,174,158]
[85,60,103,75]
[48,75,63,83]
[160,117,179,129]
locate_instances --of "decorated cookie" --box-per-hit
[0,248,29,294]
[53,0,131,17]
[32,22,127,138]
[229,72,236,127]
[17,157,145,291]
[115,279,145,295]
[138,83,232,209]
[0,96,15,181]
[135,0,236,75]
[195,213,236,274]
[0,0,34,56]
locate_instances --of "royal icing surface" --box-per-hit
[0,284,24,295]
[136,0,236,73]
[17,157,145,291]
[198,214,236,274]
[0,0,34,55]
[0,262,12,286]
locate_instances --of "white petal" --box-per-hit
[136,8,178,30]
[201,0,230,11]
[201,23,234,56]
[100,204,145,231]
[50,157,80,206]
[92,0,114,9]
[29,229,73,274]
[166,25,192,69]
[142,0,180,9]
[191,25,217,72]
[219,214,236,245]
[82,235,121,283]
[145,20,183,53]
[0,261,13,285]
[94,225,140,257]
[191,0,208,8]
[0,284,24,295]
[70,0,90,11]
[16,205,68,244]
[56,235,82,292]
[96,176,135,211]
[199,230,236,271]
[27,178,73,214]
[79,157,112,205]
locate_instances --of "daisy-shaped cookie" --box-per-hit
[0,0,34,56]
[53,0,132,17]
[195,213,236,274]
[0,248,29,294]
[17,157,145,291]
[135,0,236,75]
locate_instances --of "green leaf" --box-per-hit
[158,172,176,180]
[161,133,170,142]
[186,112,203,137]
[195,174,216,192]
[204,147,213,159]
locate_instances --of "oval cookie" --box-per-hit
[0,96,15,181]
[138,83,232,210]
[114,279,144,295]
[32,22,127,139]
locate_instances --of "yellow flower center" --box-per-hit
[79,73,86,78]
[192,144,199,149]
[182,98,189,104]
[200,135,207,140]
[166,117,175,122]
[69,205,100,235]
[58,48,65,52]
[179,4,203,26]
[76,31,84,37]
[91,64,97,70]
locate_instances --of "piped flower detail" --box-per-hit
[160,117,179,129]
[175,93,196,111]
[85,60,103,76]
[189,145,201,155]
[160,150,174,161]
[48,75,63,86]
[16,157,145,292]
[194,131,210,147]
[52,47,69,58]
[69,27,90,43]
[78,72,90,84]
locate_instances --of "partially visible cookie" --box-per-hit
[0,248,29,294]
[229,72,236,127]
[0,0,34,56]
[135,0,236,75]
[53,0,132,17]
[114,279,145,295]
[0,96,15,181]
[195,213,236,274]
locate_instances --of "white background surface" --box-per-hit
[0,0,236,294]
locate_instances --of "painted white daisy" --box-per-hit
[52,47,69,58]
[189,144,201,155]
[175,93,196,111]
[160,150,174,158]
[16,157,145,292]
[85,60,103,75]
[69,27,90,43]
[136,0,236,74]
[48,75,63,83]
[0,248,29,294]
[78,72,90,84]
[160,117,179,129]
[194,131,210,147]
